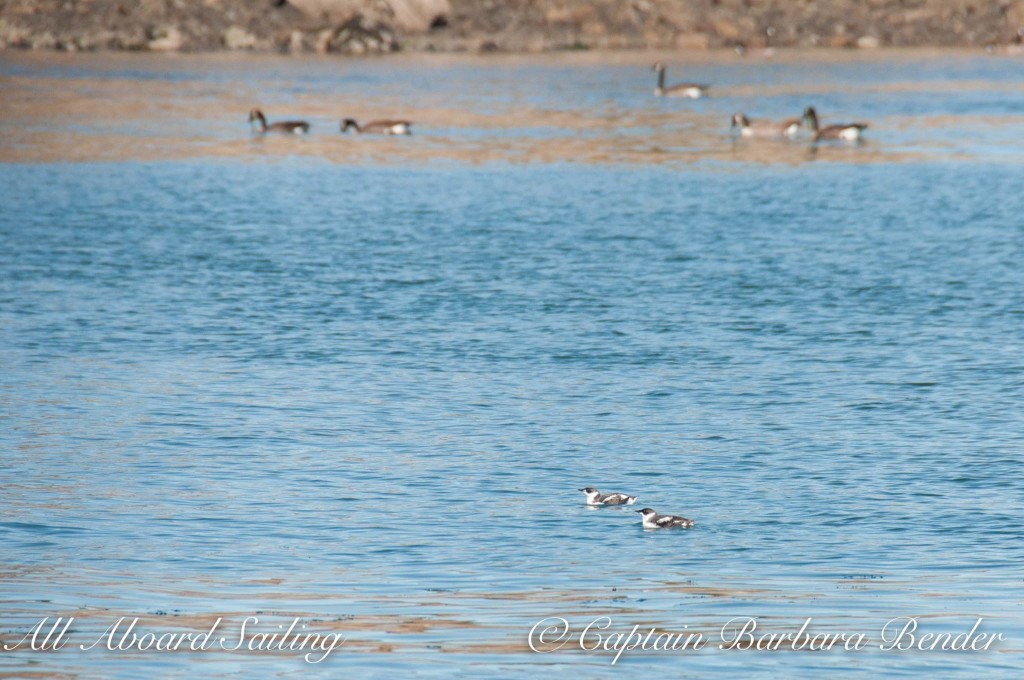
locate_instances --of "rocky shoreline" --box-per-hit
[3,1,1024,54]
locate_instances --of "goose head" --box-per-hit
[248,108,267,131]
[802,106,819,131]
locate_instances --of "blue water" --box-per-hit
[2,53,1023,678]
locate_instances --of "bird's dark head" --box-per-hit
[579,487,598,493]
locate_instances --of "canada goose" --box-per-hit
[248,108,310,134]
[730,113,802,139]
[340,119,412,135]
[652,62,709,99]
[802,107,868,142]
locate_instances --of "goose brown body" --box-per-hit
[731,113,802,138]
[341,119,413,135]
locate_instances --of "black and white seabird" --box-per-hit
[636,508,695,529]
[579,487,638,506]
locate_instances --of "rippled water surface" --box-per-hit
[1,51,1023,677]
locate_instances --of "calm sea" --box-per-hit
[1,50,1022,677]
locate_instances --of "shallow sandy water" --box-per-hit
[3,49,1024,165]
